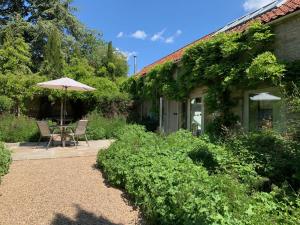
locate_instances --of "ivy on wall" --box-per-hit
[124,22,286,134]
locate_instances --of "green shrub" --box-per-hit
[0,112,127,142]
[0,95,13,113]
[98,128,300,224]
[0,142,11,182]
[226,131,300,191]
[0,114,39,142]
[86,112,127,140]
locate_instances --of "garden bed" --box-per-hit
[98,126,300,225]
[0,112,126,143]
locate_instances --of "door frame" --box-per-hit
[187,96,205,134]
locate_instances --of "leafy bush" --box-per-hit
[86,112,127,140]
[0,112,128,142]
[98,128,300,224]
[73,77,132,117]
[0,142,11,182]
[226,131,300,191]
[0,95,13,113]
[0,114,39,142]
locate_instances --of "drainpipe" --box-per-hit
[159,97,163,133]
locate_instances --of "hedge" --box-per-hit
[0,142,11,182]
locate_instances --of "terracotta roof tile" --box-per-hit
[139,0,300,76]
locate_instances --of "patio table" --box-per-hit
[51,124,75,147]
[52,117,73,124]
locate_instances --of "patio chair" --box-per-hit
[67,120,89,147]
[36,121,60,150]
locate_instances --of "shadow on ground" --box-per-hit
[91,163,144,224]
[91,163,113,188]
[51,204,122,225]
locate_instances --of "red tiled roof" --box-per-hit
[139,0,300,76]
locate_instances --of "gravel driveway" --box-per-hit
[0,156,140,225]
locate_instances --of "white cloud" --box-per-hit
[118,50,137,61]
[131,30,147,40]
[151,29,166,41]
[118,29,182,43]
[116,32,124,38]
[165,37,174,44]
[243,0,274,11]
[176,29,182,35]
[165,29,182,44]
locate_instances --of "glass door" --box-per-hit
[190,97,203,136]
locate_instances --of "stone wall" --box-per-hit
[274,12,300,61]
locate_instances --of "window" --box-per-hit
[248,92,284,131]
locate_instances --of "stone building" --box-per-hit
[137,0,300,134]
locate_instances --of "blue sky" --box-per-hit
[72,0,274,75]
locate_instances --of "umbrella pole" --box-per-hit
[64,87,66,124]
[60,97,63,126]
[61,87,67,147]
[60,94,64,147]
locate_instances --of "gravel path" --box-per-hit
[0,156,140,225]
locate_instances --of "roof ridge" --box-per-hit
[216,0,285,33]
[140,33,213,72]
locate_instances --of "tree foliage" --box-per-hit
[41,27,65,78]
[0,0,130,117]
[0,25,31,75]
[98,41,129,79]
[0,0,128,79]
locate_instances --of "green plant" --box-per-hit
[226,131,300,192]
[86,112,127,140]
[98,128,300,224]
[0,96,13,113]
[0,114,39,142]
[0,142,11,182]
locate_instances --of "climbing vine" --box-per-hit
[124,62,177,101]
[124,22,286,134]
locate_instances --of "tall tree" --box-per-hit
[97,42,128,78]
[0,27,32,75]
[64,47,95,80]
[0,0,27,25]
[27,0,83,38]
[77,30,106,69]
[107,41,113,63]
[0,24,39,116]
[42,27,65,78]
[113,52,129,77]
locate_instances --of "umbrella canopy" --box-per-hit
[37,77,96,91]
[250,93,281,101]
[37,77,95,126]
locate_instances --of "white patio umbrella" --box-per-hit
[37,77,96,126]
[250,92,281,101]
